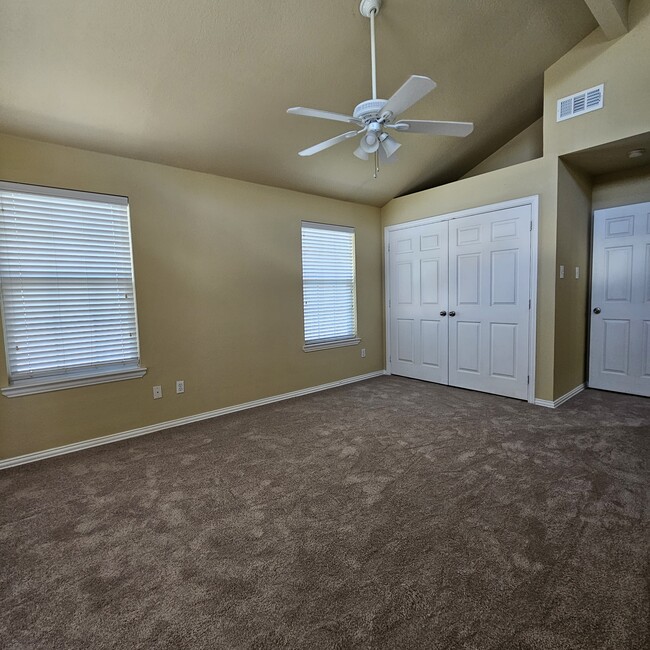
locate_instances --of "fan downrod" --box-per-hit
[359,0,382,18]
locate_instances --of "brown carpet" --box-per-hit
[1,376,648,649]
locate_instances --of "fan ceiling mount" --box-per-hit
[287,0,474,176]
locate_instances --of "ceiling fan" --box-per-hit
[287,0,474,175]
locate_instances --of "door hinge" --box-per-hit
[530,221,533,231]
[529,298,531,309]
[527,375,530,384]
[388,243,391,252]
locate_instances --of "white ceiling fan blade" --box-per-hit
[381,75,437,121]
[392,120,474,137]
[298,130,359,157]
[288,107,362,125]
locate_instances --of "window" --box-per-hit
[0,182,146,397]
[301,222,359,351]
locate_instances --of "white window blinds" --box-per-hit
[0,182,142,389]
[301,222,358,349]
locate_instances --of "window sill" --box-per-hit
[2,367,148,398]
[303,337,360,352]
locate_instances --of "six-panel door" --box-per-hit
[389,221,449,383]
[589,202,650,397]
[448,205,531,399]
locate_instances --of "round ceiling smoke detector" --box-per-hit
[628,148,646,159]
[359,0,382,18]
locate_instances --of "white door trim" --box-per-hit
[384,195,539,404]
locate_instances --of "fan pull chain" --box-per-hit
[374,150,379,178]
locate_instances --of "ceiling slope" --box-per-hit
[0,1,596,206]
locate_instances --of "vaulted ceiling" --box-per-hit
[0,1,598,206]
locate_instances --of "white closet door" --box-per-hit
[448,206,531,399]
[389,221,449,383]
[589,202,650,397]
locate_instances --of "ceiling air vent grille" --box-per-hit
[557,84,604,122]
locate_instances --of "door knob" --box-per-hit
[440,310,447,317]
[593,307,601,314]
[449,310,456,317]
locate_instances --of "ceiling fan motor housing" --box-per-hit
[353,99,388,123]
[359,0,382,18]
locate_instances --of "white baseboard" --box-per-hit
[0,370,386,470]
[534,383,585,409]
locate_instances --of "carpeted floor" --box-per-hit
[1,377,648,649]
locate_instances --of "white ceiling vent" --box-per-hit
[557,84,604,122]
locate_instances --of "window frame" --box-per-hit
[301,221,360,352]
[0,181,146,397]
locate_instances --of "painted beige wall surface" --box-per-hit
[553,161,592,399]
[382,1,650,403]
[3,1,650,461]
[592,164,650,210]
[462,118,543,180]
[552,164,650,401]
[381,157,559,401]
[0,134,383,459]
[544,0,650,158]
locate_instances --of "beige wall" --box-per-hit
[381,0,650,403]
[592,164,650,210]
[553,162,592,399]
[462,118,543,180]
[3,2,650,461]
[553,163,650,400]
[545,0,650,398]
[0,134,383,460]
[544,0,650,158]
[382,158,559,401]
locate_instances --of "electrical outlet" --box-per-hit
[361,348,366,358]
[176,380,185,394]
[575,266,580,279]
[153,385,162,399]
[559,265,565,279]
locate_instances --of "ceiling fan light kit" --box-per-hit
[287,0,474,176]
